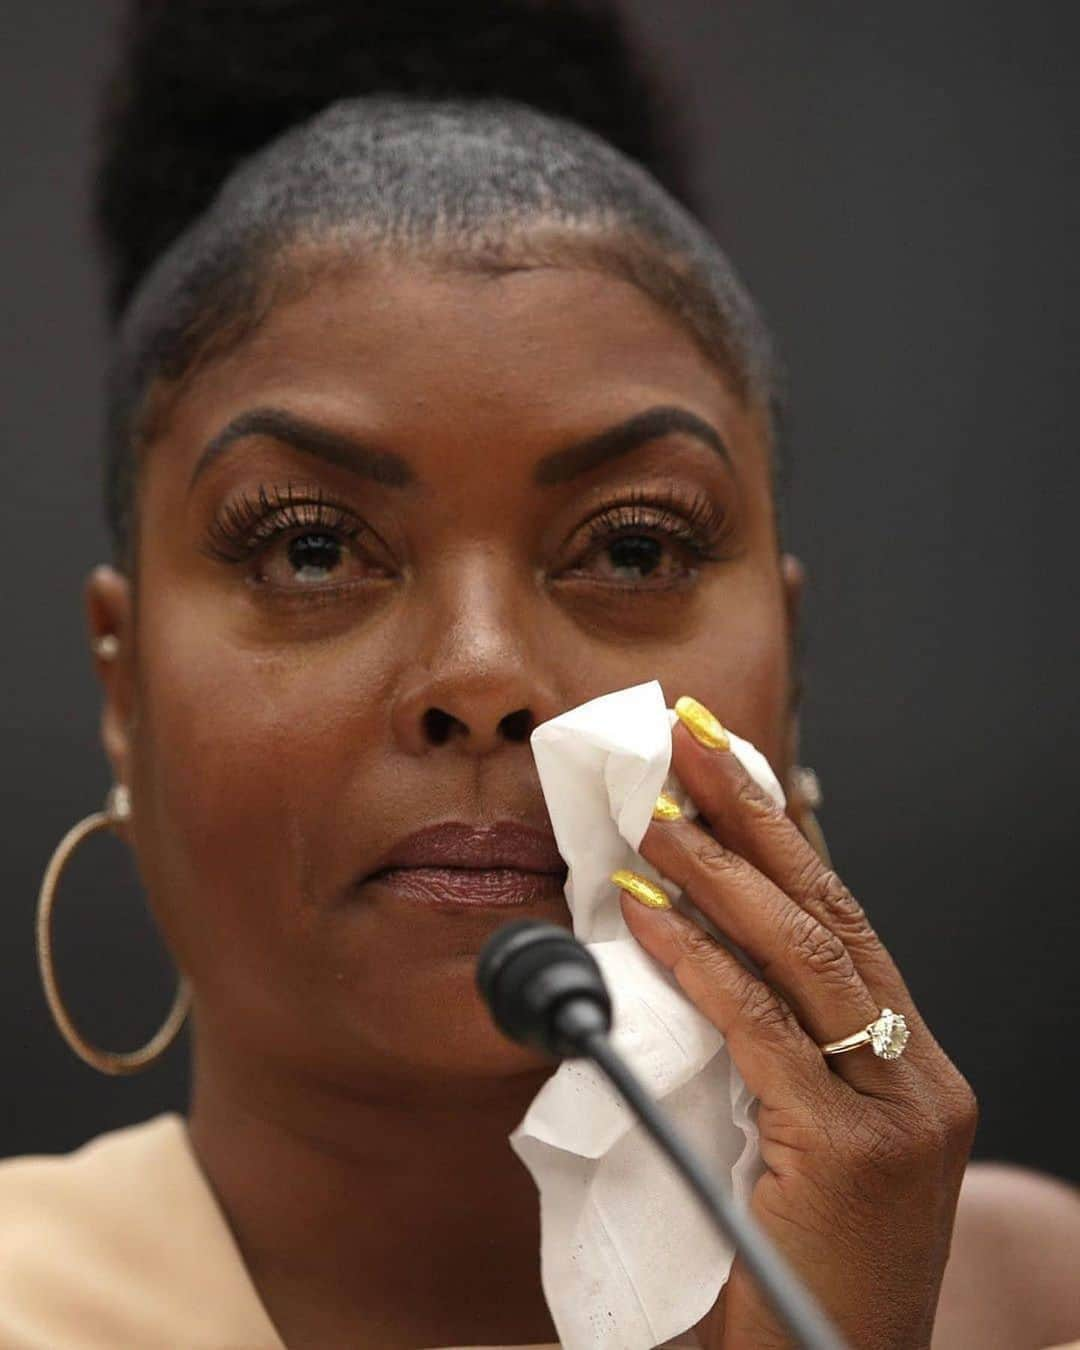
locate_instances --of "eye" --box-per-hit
[201,484,391,592]
[259,529,356,586]
[567,489,734,588]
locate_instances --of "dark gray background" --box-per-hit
[3,3,1076,1183]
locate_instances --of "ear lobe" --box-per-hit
[780,551,806,705]
[84,564,136,786]
[780,552,805,637]
[777,555,832,864]
[779,552,806,819]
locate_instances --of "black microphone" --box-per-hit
[477,919,850,1350]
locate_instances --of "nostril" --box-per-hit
[500,708,533,742]
[422,708,458,745]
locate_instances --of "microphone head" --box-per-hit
[476,919,612,1059]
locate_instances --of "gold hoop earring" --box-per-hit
[36,784,190,1076]
[790,765,833,869]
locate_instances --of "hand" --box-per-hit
[615,698,979,1350]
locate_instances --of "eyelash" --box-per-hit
[200,484,367,565]
[579,486,734,569]
[200,482,734,579]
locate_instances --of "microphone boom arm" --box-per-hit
[555,999,848,1350]
[477,920,850,1350]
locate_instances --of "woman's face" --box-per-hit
[90,255,800,1088]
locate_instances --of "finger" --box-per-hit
[670,697,916,1018]
[616,888,844,1112]
[669,699,943,1078]
[633,808,908,1098]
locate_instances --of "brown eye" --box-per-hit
[254,529,371,589]
[588,533,680,582]
[566,489,735,589]
[202,485,395,595]
[253,523,396,594]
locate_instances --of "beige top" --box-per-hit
[0,1112,574,1350]
[4,1118,1077,1350]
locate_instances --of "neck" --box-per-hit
[186,1030,559,1350]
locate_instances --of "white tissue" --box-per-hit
[510,680,786,1350]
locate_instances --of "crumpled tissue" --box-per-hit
[510,680,786,1350]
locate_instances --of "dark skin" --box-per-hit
[87,253,978,1349]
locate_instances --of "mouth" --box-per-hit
[366,865,568,908]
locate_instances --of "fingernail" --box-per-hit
[674,695,730,751]
[651,791,683,822]
[611,868,672,910]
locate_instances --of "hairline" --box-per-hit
[118,221,784,573]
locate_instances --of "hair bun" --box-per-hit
[95,0,697,321]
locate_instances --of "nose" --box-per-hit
[391,556,562,756]
[422,701,535,753]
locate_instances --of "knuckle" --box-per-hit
[675,921,722,967]
[689,833,738,876]
[670,925,736,994]
[733,766,783,820]
[737,976,798,1041]
[790,852,824,897]
[786,909,854,982]
[807,865,873,940]
[941,1074,980,1146]
[669,922,721,977]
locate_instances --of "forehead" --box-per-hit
[141,255,774,509]
[180,257,743,422]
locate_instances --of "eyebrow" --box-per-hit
[187,403,731,493]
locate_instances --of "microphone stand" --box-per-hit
[477,921,849,1350]
[556,999,849,1350]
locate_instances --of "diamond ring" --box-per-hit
[819,1008,910,1061]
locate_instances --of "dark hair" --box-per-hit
[95,0,784,569]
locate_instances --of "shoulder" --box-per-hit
[0,1111,188,1239]
[934,1160,1080,1349]
[0,1113,187,1280]
[0,1112,188,1224]
[0,1110,185,1176]
[0,1113,250,1347]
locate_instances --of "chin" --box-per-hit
[361,1002,555,1081]
[419,1037,553,1081]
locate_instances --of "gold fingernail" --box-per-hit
[652,791,683,822]
[674,695,730,751]
[610,868,672,910]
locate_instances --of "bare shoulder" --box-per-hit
[933,1160,1080,1350]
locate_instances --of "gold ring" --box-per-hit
[819,1008,909,1061]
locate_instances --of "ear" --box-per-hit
[84,564,137,789]
[778,553,832,863]
[780,551,805,648]
[779,551,805,745]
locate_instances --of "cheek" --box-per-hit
[127,594,386,1000]
[667,567,791,774]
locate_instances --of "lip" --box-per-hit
[369,821,568,876]
[368,866,567,908]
